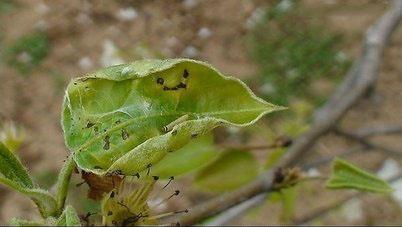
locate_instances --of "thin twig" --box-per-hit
[177,2,402,225]
[356,125,402,137]
[334,128,402,156]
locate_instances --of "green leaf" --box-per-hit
[326,158,393,193]
[10,218,44,226]
[57,205,81,226]
[62,59,282,175]
[0,142,57,217]
[0,141,33,188]
[0,176,57,217]
[194,150,259,193]
[151,134,219,178]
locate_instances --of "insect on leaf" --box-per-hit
[62,59,283,175]
[326,158,393,193]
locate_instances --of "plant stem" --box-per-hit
[55,155,76,214]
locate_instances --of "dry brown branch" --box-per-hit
[177,1,402,225]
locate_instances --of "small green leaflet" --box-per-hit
[62,59,283,176]
[326,158,393,193]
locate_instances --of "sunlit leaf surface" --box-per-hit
[62,59,282,175]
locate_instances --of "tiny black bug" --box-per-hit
[183,69,189,78]
[157,77,164,85]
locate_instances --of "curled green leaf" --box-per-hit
[326,158,393,193]
[62,59,282,175]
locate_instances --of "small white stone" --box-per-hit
[259,83,276,95]
[17,52,32,64]
[335,51,348,62]
[34,20,48,31]
[35,2,50,15]
[377,159,402,207]
[182,46,199,58]
[276,0,293,13]
[116,7,138,21]
[306,168,321,177]
[377,158,400,179]
[182,0,198,9]
[342,198,363,222]
[245,7,265,29]
[78,57,93,70]
[75,13,93,25]
[100,39,124,67]
[198,27,212,39]
[166,36,179,47]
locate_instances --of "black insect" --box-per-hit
[86,121,95,128]
[183,69,189,78]
[103,135,110,150]
[273,168,285,184]
[110,191,115,198]
[107,211,113,216]
[191,133,198,138]
[157,77,164,85]
[121,129,129,140]
[163,176,174,189]
[177,82,187,89]
[146,163,152,176]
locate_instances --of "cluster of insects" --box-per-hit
[157,69,189,91]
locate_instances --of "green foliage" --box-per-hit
[194,150,259,193]
[0,0,15,13]
[267,186,298,223]
[152,134,219,178]
[0,142,59,217]
[0,141,32,188]
[326,158,393,193]
[248,2,349,105]
[4,32,49,75]
[62,59,282,176]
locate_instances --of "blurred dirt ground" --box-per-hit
[0,0,401,225]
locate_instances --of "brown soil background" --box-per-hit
[0,0,401,225]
